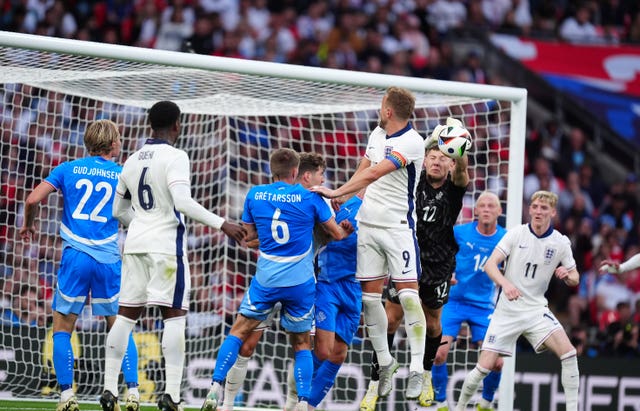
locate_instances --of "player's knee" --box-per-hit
[434,343,449,365]
[239,341,257,357]
[493,356,504,372]
[314,345,331,362]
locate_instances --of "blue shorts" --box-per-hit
[239,276,315,333]
[441,299,493,343]
[52,247,121,316]
[315,278,362,345]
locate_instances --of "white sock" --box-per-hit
[162,316,186,403]
[127,387,139,398]
[561,350,579,411]
[104,315,136,396]
[362,293,393,366]
[222,355,250,409]
[398,288,426,373]
[456,365,489,410]
[60,388,74,402]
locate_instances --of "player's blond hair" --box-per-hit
[530,190,558,208]
[84,119,120,156]
[270,148,300,180]
[385,86,415,121]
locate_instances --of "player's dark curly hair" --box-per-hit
[298,152,326,175]
[148,100,180,131]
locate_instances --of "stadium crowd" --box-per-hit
[1,0,639,360]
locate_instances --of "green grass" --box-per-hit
[0,399,278,411]
[0,399,204,411]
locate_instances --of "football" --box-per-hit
[437,125,472,159]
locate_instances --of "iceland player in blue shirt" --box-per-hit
[307,190,364,410]
[20,120,139,411]
[201,148,352,411]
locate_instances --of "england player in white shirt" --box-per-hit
[456,190,580,411]
[100,101,245,411]
[311,86,427,399]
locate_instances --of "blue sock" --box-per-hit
[122,332,139,388]
[52,332,74,390]
[294,349,313,401]
[212,335,242,383]
[311,351,323,379]
[482,371,501,402]
[432,362,448,402]
[309,360,341,407]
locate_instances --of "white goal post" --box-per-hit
[0,31,525,410]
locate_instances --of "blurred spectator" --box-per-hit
[0,284,48,327]
[595,270,635,326]
[558,126,589,179]
[559,170,595,220]
[427,0,467,35]
[523,157,562,200]
[154,1,194,51]
[599,301,639,357]
[599,190,634,236]
[578,163,607,209]
[568,252,605,327]
[559,3,604,44]
[186,12,221,55]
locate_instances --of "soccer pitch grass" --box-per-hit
[0,399,279,411]
[0,399,204,411]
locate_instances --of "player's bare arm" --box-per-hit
[312,158,395,199]
[221,221,246,244]
[451,154,470,188]
[112,189,135,227]
[600,254,640,274]
[19,181,56,241]
[554,266,579,287]
[321,217,353,240]
[484,249,521,301]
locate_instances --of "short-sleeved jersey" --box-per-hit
[495,224,576,312]
[243,181,333,288]
[415,176,466,284]
[116,139,192,256]
[316,195,362,283]
[449,221,507,309]
[45,156,121,263]
[357,125,425,229]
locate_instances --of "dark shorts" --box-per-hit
[419,278,451,310]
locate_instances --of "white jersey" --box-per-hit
[495,224,576,313]
[357,125,425,229]
[117,139,194,256]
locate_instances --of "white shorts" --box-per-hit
[355,222,420,283]
[482,306,562,356]
[120,253,191,311]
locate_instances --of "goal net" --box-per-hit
[0,32,525,410]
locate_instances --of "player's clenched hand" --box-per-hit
[19,225,35,242]
[221,221,246,244]
[339,220,354,236]
[502,281,521,301]
[599,259,620,274]
[554,266,570,280]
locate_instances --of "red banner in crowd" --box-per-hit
[491,34,640,97]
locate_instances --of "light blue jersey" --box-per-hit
[449,221,506,309]
[314,195,362,345]
[45,157,121,264]
[316,195,361,283]
[242,181,333,287]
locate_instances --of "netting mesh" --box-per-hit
[0,42,513,409]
